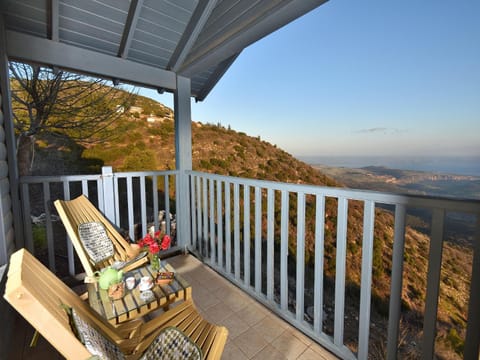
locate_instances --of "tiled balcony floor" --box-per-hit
[168,254,338,360]
[7,253,338,359]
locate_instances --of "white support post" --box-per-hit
[174,75,192,249]
[101,166,116,224]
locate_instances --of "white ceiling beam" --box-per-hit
[168,0,217,72]
[179,0,328,77]
[6,30,177,91]
[118,0,143,59]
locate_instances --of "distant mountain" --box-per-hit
[312,164,480,200]
[30,88,469,359]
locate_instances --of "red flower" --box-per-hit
[149,241,160,254]
[137,230,171,254]
[160,235,171,250]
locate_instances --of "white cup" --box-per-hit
[140,276,153,290]
[125,277,136,290]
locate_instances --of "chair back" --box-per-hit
[3,249,118,359]
[54,195,147,277]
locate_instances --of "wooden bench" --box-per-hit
[4,249,228,359]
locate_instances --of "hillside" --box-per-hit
[30,92,470,359]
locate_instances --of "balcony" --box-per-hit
[5,167,479,359]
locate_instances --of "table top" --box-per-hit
[87,260,191,324]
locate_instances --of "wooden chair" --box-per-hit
[4,248,228,359]
[54,195,149,277]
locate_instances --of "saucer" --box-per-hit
[138,282,153,292]
[139,290,154,301]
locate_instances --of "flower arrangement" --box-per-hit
[138,230,171,271]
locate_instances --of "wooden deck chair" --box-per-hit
[54,195,149,277]
[4,249,228,360]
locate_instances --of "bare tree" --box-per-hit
[9,62,136,175]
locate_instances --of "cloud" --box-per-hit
[354,127,405,135]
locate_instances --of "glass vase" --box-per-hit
[150,253,160,272]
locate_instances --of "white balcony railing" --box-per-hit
[187,171,480,360]
[19,167,180,276]
[18,168,480,359]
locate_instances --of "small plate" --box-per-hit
[138,282,154,292]
[140,290,154,301]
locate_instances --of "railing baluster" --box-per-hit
[464,214,480,359]
[140,175,147,237]
[225,182,231,273]
[164,174,171,234]
[217,180,223,268]
[313,195,325,333]
[267,188,275,301]
[234,183,240,280]
[189,175,196,250]
[113,176,120,226]
[334,197,348,347]
[280,190,289,311]
[126,176,134,241]
[209,179,216,264]
[255,186,262,293]
[43,182,55,271]
[244,185,251,287]
[81,179,88,196]
[152,176,159,231]
[423,208,445,359]
[358,200,375,359]
[63,181,75,276]
[202,176,208,257]
[387,204,407,360]
[21,184,32,252]
[296,192,306,322]
[196,176,202,253]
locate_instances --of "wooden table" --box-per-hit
[87,261,191,325]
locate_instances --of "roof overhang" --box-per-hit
[1,0,328,101]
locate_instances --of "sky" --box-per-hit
[136,0,480,160]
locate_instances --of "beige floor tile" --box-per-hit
[297,348,325,360]
[234,301,268,326]
[192,284,222,310]
[219,312,250,340]
[204,300,235,324]
[233,327,269,358]
[252,314,288,343]
[215,287,250,312]
[251,344,288,360]
[271,330,309,360]
[289,327,313,346]
[308,343,339,359]
[221,342,249,360]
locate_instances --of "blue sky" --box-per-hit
[138,0,480,159]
